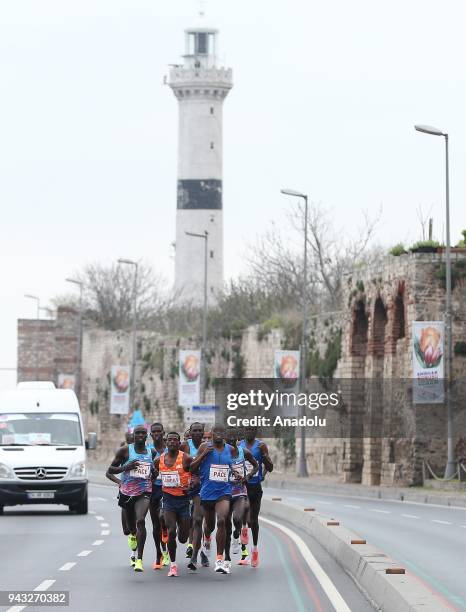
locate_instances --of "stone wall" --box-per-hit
[16,251,466,483]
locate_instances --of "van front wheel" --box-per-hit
[70,492,88,515]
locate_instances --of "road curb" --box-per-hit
[261,497,451,612]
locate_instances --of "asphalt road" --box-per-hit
[0,484,374,612]
[264,484,466,611]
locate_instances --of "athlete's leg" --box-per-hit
[248,495,262,547]
[149,501,162,563]
[134,496,150,560]
[214,499,230,557]
[232,496,245,537]
[190,495,203,563]
[202,504,216,540]
[176,513,191,545]
[121,507,131,535]
[164,509,178,562]
[224,503,234,562]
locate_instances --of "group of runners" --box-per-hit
[106,421,273,576]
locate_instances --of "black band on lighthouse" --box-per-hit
[177,179,222,210]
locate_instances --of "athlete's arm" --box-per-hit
[107,445,137,475]
[243,449,259,480]
[105,469,121,486]
[182,453,193,472]
[152,456,160,479]
[259,442,274,474]
[189,442,212,472]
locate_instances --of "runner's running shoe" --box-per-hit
[167,564,178,577]
[251,550,259,568]
[130,553,136,567]
[214,559,226,573]
[223,560,232,574]
[187,560,198,571]
[162,551,170,566]
[134,559,144,572]
[161,530,169,544]
[128,534,137,551]
[240,527,249,545]
[152,554,163,570]
[186,543,193,558]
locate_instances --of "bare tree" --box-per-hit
[53,262,168,330]
[248,201,382,310]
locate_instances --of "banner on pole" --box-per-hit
[274,349,300,416]
[412,322,445,404]
[184,404,218,426]
[179,350,201,407]
[110,365,131,414]
[58,374,75,390]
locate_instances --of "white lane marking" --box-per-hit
[261,516,351,612]
[89,510,96,515]
[401,513,420,519]
[95,515,104,520]
[59,562,76,571]
[101,522,109,527]
[6,582,55,612]
[461,525,466,528]
[101,530,110,536]
[369,509,390,514]
[93,540,104,546]
[34,580,55,591]
[315,500,333,505]
[431,520,452,525]
[343,504,360,509]
[78,550,92,556]
[89,496,107,501]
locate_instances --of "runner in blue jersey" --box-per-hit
[239,426,274,568]
[180,422,206,570]
[190,424,235,574]
[224,427,258,572]
[147,422,168,569]
[107,425,153,572]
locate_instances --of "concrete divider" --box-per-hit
[262,497,451,612]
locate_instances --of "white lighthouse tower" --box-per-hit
[169,22,233,303]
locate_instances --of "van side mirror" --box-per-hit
[87,432,97,450]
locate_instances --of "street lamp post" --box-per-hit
[185,230,208,403]
[66,278,84,402]
[24,294,40,380]
[415,124,454,478]
[117,259,139,410]
[281,188,309,478]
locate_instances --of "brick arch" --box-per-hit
[390,282,406,352]
[370,297,388,357]
[351,300,368,357]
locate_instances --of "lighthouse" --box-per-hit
[169,23,233,303]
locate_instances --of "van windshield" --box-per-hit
[0,413,82,446]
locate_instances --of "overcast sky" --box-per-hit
[1,0,465,388]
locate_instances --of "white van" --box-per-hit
[0,382,96,515]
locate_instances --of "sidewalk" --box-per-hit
[263,471,466,508]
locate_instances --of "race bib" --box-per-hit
[231,463,245,480]
[161,471,181,488]
[209,464,230,482]
[130,463,151,479]
[244,461,254,474]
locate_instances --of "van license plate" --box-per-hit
[27,491,55,499]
